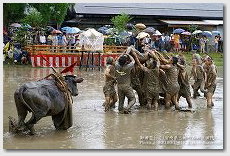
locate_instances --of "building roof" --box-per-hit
[161,20,223,25]
[74,3,223,18]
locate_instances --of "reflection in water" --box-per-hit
[3,66,223,149]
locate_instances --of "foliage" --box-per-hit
[188,24,199,48]
[29,3,69,28]
[188,24,199,33]
[29,3,53,26]
[4,3,70,29]
[111,13,133,33]
[12,27,31,47]
[50,3,69,29]
[3,3,27,27]
[21,9,43,27]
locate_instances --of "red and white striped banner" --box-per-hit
[31,54,81,67]
[30,53,121,68]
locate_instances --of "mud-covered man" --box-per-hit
[177,54,192,108]
[203,56,217,108]
[159,56,180,110]
[115,53,136,113]
[103,57,118,112]
[135,51,160,110]
[190,57,207,98]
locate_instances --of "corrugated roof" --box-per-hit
[74,3,223,18]
[161,20,223,25]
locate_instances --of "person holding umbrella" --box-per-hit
[199,35,206,53]
[214,36,219,52]
[173,33,180,52]
[58,32,68,53]
[51,30,61,52]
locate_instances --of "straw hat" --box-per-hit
[136,32,150,39]
[135,23,146,30]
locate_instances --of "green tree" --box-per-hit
[31,3,69,29]
[188,24,199,51]
[29,3,53,26]
[21,9,43,28]
[111,13,133,32]
[13,27,30,47]
[50,3,69,29]
[188,24,198,33]
[3,3,27,27]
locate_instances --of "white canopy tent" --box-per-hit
[79,28,104,51]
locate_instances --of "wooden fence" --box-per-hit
[25,45,128,55]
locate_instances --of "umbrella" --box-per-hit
[192,30,203,35]
[181,31,191,35]
[10,23,21,27]
[212,31,220,35]
[66,27,80,34]
[119,31,132,37]
[136,32,150,39]
[47,26,55,32]
[22,24,32,28]
[61,26,71,32]
[126,23,134,30]
[135,23,146,30]
[107,28,117,35]
[173,28,185,34]
[202,31,212,37]
[51,29,62,34]
[152,30,162,36]
[144,27,156,34]
[98,26,109,35]
[72,27,81,33]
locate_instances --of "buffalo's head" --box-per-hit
[64,75,84,96]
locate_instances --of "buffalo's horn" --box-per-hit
[75,77,84,83]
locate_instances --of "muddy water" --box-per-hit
[3,66,223,149]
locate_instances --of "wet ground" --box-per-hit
[3,65,223,149]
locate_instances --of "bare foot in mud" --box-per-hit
[119,108,130,114]
[146,104,151,110]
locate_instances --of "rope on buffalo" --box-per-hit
[44,73,73,104]
[43,73,73,126]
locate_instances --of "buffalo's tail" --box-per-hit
[17,86,35,114]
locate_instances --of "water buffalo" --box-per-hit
[12,75,83,135]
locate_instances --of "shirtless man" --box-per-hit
[103,57,118,112]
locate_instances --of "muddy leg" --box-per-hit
[153,99,158,111]
[186,96,193,108]
[206,92,213,108]
[177,95,181,102]
[25,114,43,135]
[15,98,28,131]
[211,97,214,106]
[165,93,171,109]
[192,82,201,98]
[136,87,146,106]
[172,94,180,110]
[125,88,136,111]
[110,94,118,109]
[146,98,152,110]
[118,89,125,112]
[200,80,207,94]
[104,96,111,112]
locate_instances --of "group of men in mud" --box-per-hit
[103,43,217,114]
